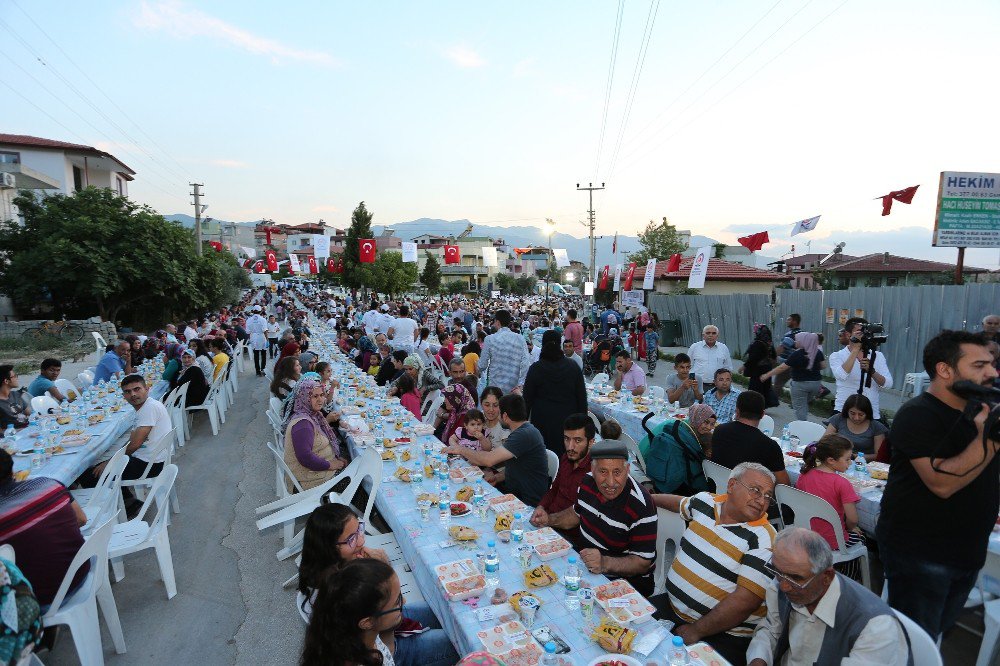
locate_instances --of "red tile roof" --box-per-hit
[634,257,792,282]
[804,253,988,274]
[0,133,135,174]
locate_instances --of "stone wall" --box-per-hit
[0,318,118,341]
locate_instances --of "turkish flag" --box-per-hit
[327,257,337,273]
[666,253,682,273]
[880,185,919,216]
[359,239,376,263]
[623,262,637,291]
[444,245,461,264]
[265,249,278,272]
[209,241,223,252]
[598,265,610,290]
[242,258,252,268]
[253,260,265,273]
[738,231,770,252]
[308,256,318,274]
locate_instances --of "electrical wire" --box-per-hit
[593,0,626,180]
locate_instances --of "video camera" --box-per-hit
[953,381,1000,442]
[851,322,888,350]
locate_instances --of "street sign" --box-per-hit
[933,171,1000,247]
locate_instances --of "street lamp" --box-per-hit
[545,218,556,303]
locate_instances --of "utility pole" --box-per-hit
[190,183,204,256]
[576,182,605,284]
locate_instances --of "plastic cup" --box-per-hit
[518,595,539,628]
[475,500,489,521]
[579,588,594,620]
[418,499,432,522]
[516,545,534,569]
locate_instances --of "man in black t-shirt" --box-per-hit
[709,391,790,491]
[877,330,999,640]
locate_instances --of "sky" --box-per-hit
[3,0,1000,267]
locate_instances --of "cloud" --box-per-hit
[722,223,774,234]
[134,1,339,67]
[443,45,485,68]
[210,159,248,168]
[512,57,534,78]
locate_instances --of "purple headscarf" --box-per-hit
[795,332,820,369]
[283,379,340,457]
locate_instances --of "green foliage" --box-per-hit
[443,280,467,295]
[627,217,686,265]
[494,273,538,296]
[344,202,376,292]
[713,243,726,259]
[370,251,418,297]
[0,187,237,327]
[810,269,838,290]
[420,252,442,293]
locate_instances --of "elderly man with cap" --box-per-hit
[542,439,658,596]
[747,527,909,666]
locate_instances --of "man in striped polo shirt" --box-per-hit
[544,440,658,596]
[651,462,777,666]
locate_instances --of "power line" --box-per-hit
[603,0,661,183]
[9,0,192,180]
[593,0,625,180]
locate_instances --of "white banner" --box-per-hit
[687,246,712,289]
[584,281,594,296]
[553,248,570,268]
[241,246,256,259]
[312,234,331,259]
[288,254,302,273]
[622,290,644,307]
[482,246,498,267]
[642,258,657,290]
[491,290,501,298]
[612,265,623,292]
[402,242,418,263]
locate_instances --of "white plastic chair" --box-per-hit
[422,391,443,425]
[77,371,95,388]
[186,375,225,435]
[758,414,775,436]
[269,396,284,417]
[901,371,930,398]
[167,382,190,446]
[545,449,559,481]
[587,411,602,434]
[120,428,179,514]
[266,440,305,547]
[71,445,129,535]
[979,597,1000,666]
[30,394,59,414]
[788,420,826,445]
[653,507,687,595]
[267,412,284,451]
[894,609,942,666]
[591,372,609,386]
[54,378,79,401]
[703,460,732,494]
[109,464,179,599]
[775,485,871,589]
[42,516,127,665]
[92,331,108,358]
[649,385,666,401]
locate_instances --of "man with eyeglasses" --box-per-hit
[651,462,778,666]
[746,528,909,665]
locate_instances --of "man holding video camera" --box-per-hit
[829,317,893,421]
[876,330,999,640]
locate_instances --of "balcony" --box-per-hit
[441,265,490,275]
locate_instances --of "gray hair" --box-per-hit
[729,462,776,485]
[702,325,719,334]
[448,357,466,370]
[775,527,833,574]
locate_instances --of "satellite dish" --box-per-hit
[820,242,846,265]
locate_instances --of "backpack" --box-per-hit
[639,413,708,495]
[592,339,613,363]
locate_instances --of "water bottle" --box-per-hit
[541,642,558,666]
[668,635,688,665]
[439,465,450,498]
[473,481,484,506]
[780,426,790,452]
[564,556,581,609]
[484,540,501,591]
[438,484,450,525]
[855,452,868,477]
[411,464,424,488]
[511,513,524,542]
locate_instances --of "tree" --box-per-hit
[420,252,442,293]
[443,280,467,295]
[628,217,687,265]
[713,243,727,259]
[343,201,376,293]
[0,187,228,327]
[370,251,418,298]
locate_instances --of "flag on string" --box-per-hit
[328,257,344,274]
[253,260,265,273]
[790,216,821,236]
[642,258,657,290]
[444,245,461,264]
[878,185,919,216]
[313,235,331,259]
[623,262,637,291]
[481,247,498,267]
[208,241,223,252]
[241,246,256,259]
[359,239,376,263]
[598,265,610,290]
[242,258,252,268]
[611,232,618,255]
[553,248,570,268]
[401,242,418,263]
[612,265,622,292]
[687,247,712,289]
[288,254,302,273]
[666,253,682,273]
[308,256,318,274]
[265,249,278,272]
[737,231,770,252]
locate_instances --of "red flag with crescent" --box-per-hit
[623,262,637,291]
[444,245,461,264]
[327,257,337,273]
[253,260,265,273]
[209,241,223,252]
[265,249,278,272]
[666,253,682,273]
[242,258,252,268]
[359,239,376,263]
[598,265,610,290]
[308,255,318,274]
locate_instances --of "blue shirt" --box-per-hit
[27,375,54,398]
[93,350,125,384]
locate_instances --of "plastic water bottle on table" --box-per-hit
[668,635,688,665]
[484,540,501,593]
[564,555,580,610]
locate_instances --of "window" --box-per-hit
[886,277,898,286]
[116,176,124,195]
[0,151,19,165]
[72,166,83,192]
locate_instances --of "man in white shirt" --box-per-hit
[828,318,893,420]
[362,304,381,337]
[387,304,419,353]
[747,528,909,666]
[688,325,732,393]
[245,306,269,376]
[183,320,199,342]
[562,338,583,371]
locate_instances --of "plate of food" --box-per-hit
[449,501,472,517]
[448,525,479,541]
[593,580,655,624]
[533,537,573,561]
[585,655,643,666]
[393,467,412,482]
[455,486,474,502]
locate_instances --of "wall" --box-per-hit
[12,148,70,194]
[653,280,779,296]
[0,318,118,341]
[648,292,771,356]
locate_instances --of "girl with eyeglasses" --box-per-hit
[298,504,457,666]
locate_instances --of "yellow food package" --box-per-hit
[393,467,411,483]
[494,511,513,532]
[424,463,434,478]
[455,486,473,502]
[591,617,637,654]
[381,450,396,461]
[448,525,479,541]
[400,450,412,462]
[508,591,542,613]
[523,564,559,588]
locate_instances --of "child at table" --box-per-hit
[796,434,864,551]
[448,408,492,452]
[396,373,422,420]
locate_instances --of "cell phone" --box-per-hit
[531,626,571,653]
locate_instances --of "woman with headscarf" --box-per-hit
[741,323,779,407]
[124,335,144,368]
[172,348,210,406]
[638,403,716,494]
[190,338,215,379]
[282,379,348,490]
[760,331,825,421]
[433,383,475,444]
[278,341,301,363]
[161,343,185,383]
[522,329,587,457]
[354,333,379,372]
